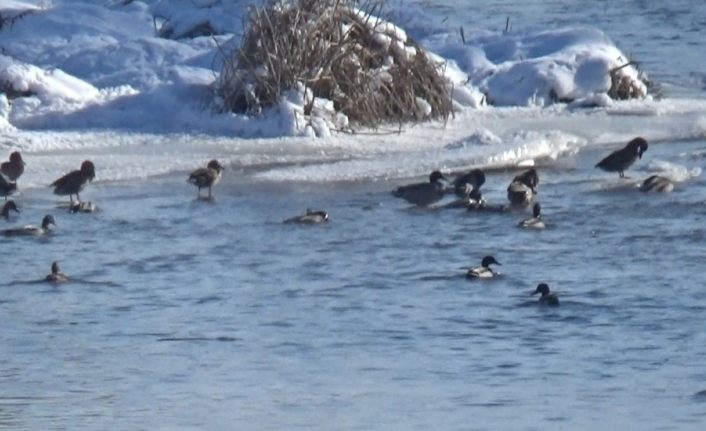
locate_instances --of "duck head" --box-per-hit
[481,255,501,268]
[627,137,649,159]
[42,214,56,229]
[532,202,541,218]
[207,159,224,173]
[9,151,25,166]
[429,170,447,184]
[532,283,550,296]
[51,261,61,275]
[2,200,19,218]
[80,160,96,181]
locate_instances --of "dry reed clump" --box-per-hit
[215,0,453,130]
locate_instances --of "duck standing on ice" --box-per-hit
[188,159,224,199]
[51,160,96,205]
[1,151,25,183]
[595,137,648,178]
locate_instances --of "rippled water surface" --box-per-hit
[3,140,706,430]
[3,0,706,429]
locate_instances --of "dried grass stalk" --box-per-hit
[215,0,452,129]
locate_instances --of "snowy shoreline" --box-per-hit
[1,0,705,187]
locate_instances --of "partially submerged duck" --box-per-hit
[45,261,69,283]
[639,175,674,193]
[519,202,546,229]
[466,255,501,279]
[1,151,25,183]
[70,201,97,213]
[1,214,55,237]
[532,283,559,306]
[392,170,447,207]
[507,168,538,206]
[595,137,648,178]
[1,200,20,221]
[1,173,17,200]
[51,160,96,205]
[188,159,224,198]
[283,209,329,224]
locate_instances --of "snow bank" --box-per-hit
[0,0,647,138]
[424,27,647,107]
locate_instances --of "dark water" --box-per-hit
[2,140,706,429]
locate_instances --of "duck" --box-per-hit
[595,137,649,178]
[639,175,674,193]
[0,173,17,200]
[1,214,55,237]
[2,200,20,221]
[45,261,69,283]
[70,201,97,213]
[518,202,545,229]
[51,160,96,205]
[466,255,501,279]
[532,283,559,306]
[453,168,486,198]
[1,151,25,183]
[507,168,538,206]
[188,159,224,198]
[392,170,447,207]
[284,208,329,224]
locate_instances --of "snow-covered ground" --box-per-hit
[1,0,705,186]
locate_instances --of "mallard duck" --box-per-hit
[466,255,501,279]
[532,283,559,306]
[1,200,19,221]
[1,214,55,237]
[284,209,329,224]
[519,202,546,229]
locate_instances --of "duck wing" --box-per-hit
[51,169,85,194]
[188,167,217,187]
[393,182,445,206]
[596,148,637,172]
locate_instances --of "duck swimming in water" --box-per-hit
[507,168,538,206]
[1,151,25,183]
[45,261,69,283]
[283,209,329,224]
[519,202,546,229]
[532,283,559,306]
[1,200,19,221]
[0,173,17,200]
[392,170,447,207]
[595,137,648,178]
[188,159,224,198]
[51,160,96,205]
[639,175,674,193]
[1,214,55,237]
[466,255,501,279]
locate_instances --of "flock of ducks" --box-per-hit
[388,136,669,307]
[1,136,671,298]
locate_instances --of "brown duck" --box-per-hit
[1,151,25,182]
[188,159,224,198]
[51,160,96,204]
